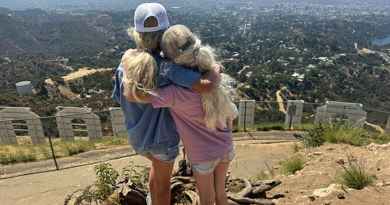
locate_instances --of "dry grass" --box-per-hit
[280,155,305,175]
[338,155,375,190]
[0,136,128,165]
[303,123,390,148]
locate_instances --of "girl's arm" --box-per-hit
[126,86,178,109]
[167,63,222,93]
[125,91,153,103]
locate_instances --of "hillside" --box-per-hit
[0,56,71,89]
[0,6,390,112]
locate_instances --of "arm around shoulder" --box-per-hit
[192,64,222,93]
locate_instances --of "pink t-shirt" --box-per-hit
[151,85,233,163]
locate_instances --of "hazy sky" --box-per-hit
[1,0,389,11]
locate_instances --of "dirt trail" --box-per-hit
[0,142,296,205]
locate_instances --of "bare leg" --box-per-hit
[214,162,230,205]
[194,171,216,205]
[147,156,174,205]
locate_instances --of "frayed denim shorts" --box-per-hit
[142,146,179,163]
[191,149,235,174]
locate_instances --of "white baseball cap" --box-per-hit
[134,3,170,33]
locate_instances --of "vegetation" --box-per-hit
[256,123,285,131]
[94,163,120,202]
[303,123,390,147]
[280,155,305,175]
[64,162,149,205]
[250,170,272,181]
[303,125,327,147]
[292,143,303,153]
[64,163,120,205]
[2,6,390,115]
[338,155,375,190]
[0,136,128,165]
[121,162,150,191]
[250,162,276,182]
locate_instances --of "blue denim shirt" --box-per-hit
[112,53,201,156]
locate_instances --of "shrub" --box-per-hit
[0,147,37,165]
[0,152,14,165]
[322,124,369,146]
[372,134,390,145]
[338,155,375,190]
[97,136,128,146]
[122,162,150,191]
[303,124,326,147]
[281,155,305,175]
[16,148,37,163]
[65,162,149,205]
[94,163,119,201]
[37,145,51,158]
[58,140,95,156]
[303,123,371,147]
[256,123,286,131]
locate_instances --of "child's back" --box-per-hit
[112,50,201,156]
[161,25,238,130]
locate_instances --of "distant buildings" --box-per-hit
[15,81,34,96]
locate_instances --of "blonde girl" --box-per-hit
[161,24,238,130]
[113,3,219,205]
[125,25,236,205]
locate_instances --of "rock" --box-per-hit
[252,179,282,188]
[299,190,307,194]
[337,193,346,199]
[326,147,335,151]
[228,196,275,205]
[252,184,273,196]
[376,182,384,187]
[309,152,323,157]
[324,201,332,205]
[312,184,343,198]
[308,195,316,201]
[336,159,345,165]
[270,193,285,199]
[376,181,390,187]
[228,199,240,205]
[367,143,390,152]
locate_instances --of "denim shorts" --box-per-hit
[142,146,179,163]
[191,149,235,174]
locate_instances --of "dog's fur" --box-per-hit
[161,25,238,129]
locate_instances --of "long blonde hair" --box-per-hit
[121,49,157,101]
[121,23,163,100]
[127,27,164,51]
[162,25,237,129]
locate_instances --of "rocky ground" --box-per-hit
[2,140,390,205]
[270,143,390,205]
[0,141,295,205]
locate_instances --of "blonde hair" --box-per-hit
[121,49,157,101]
[121,23,163,100]
[127,27,164,51]
[162,25,237,129]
